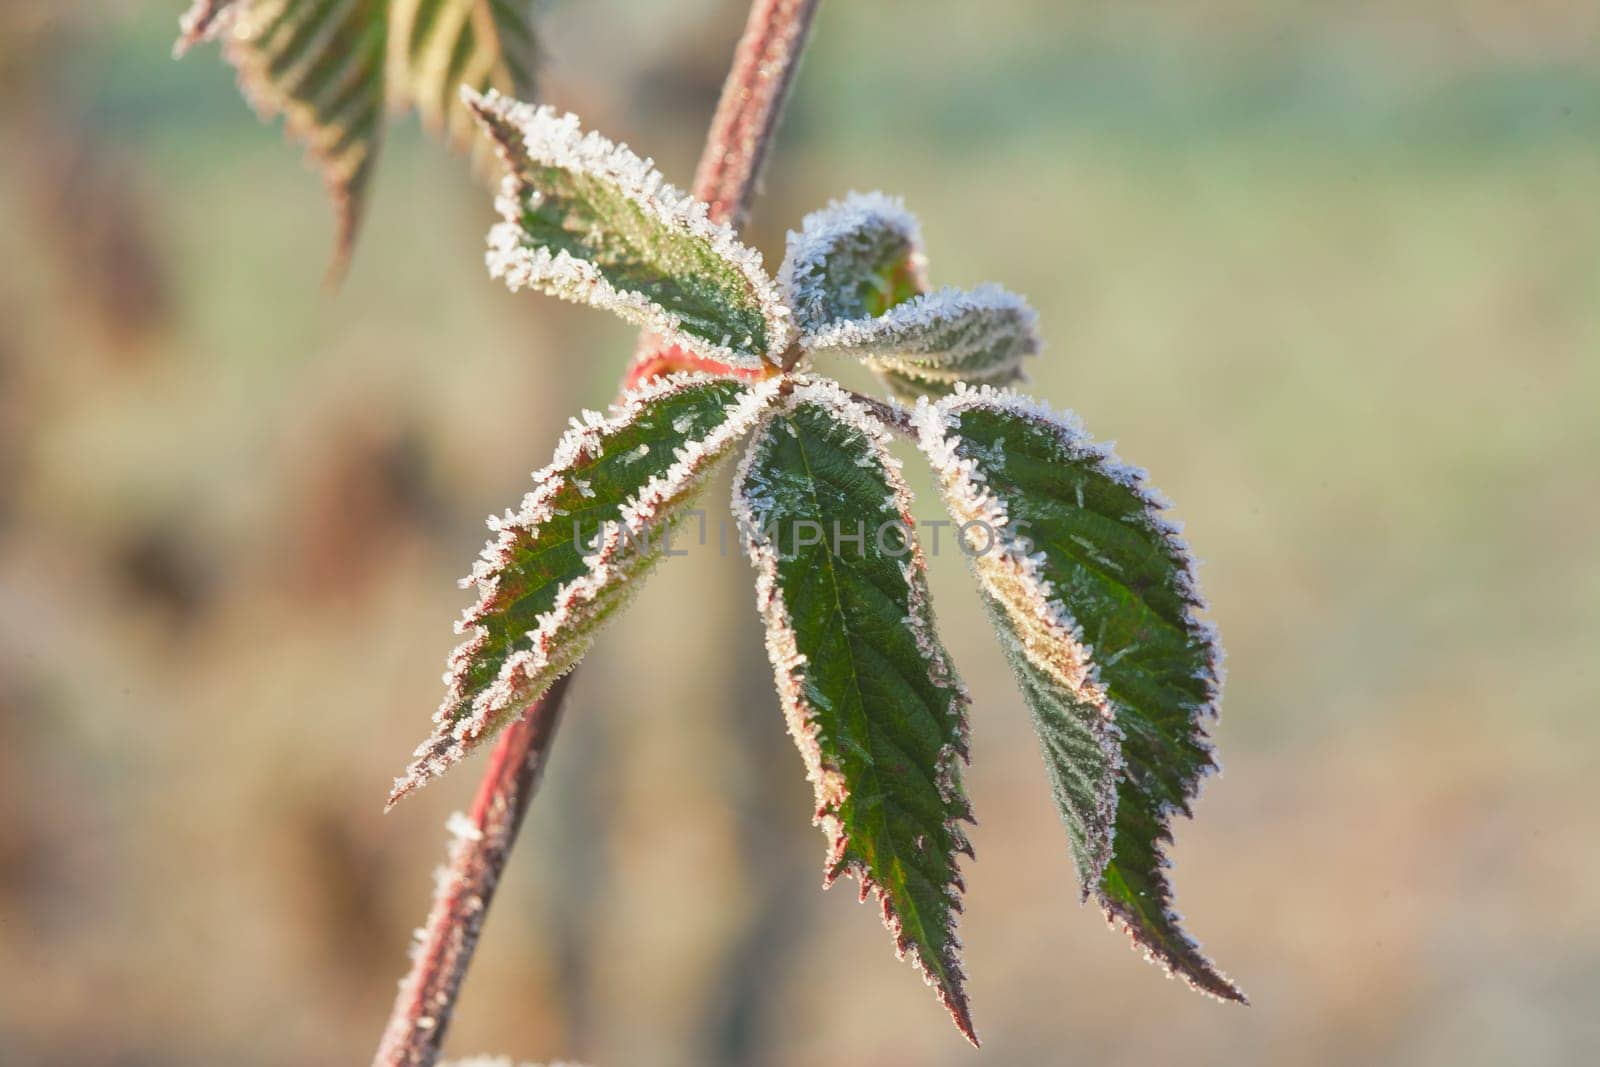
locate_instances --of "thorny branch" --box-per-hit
[371,2,820,1064]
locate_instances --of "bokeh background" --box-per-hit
[2,2,1597,1064]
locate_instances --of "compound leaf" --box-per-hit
[467,90,793,369]
[390,374,782,805]
[914,385,1244,1003]
[734,377,978,1043]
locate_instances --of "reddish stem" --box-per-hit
[692,0,821,229]
[372,2,819,1064]
[372,676,573,1067]
[628,0,821,384]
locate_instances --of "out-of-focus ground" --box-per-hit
[1,2,1597,1064]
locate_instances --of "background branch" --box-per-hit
[371,2,820,1064]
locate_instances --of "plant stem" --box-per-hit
[371,3,819,1064]
[691,0,821,229]
[372,675,573,1067]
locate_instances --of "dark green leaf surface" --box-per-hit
[736,381,977,1042]
[469,91,790,368]
[391,375,779,804]
[917,388,1243,1003]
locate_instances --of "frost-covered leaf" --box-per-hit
[914,386,1243,1004]
[806,284,1039,397]
[389,0,540,149]
[779,193,1037,399]
[391,374,782,805]
[206,0,389,274]
[911,397,1122,898]
[177,0,541,273]
[467,90,793,369]
[780,191,927,336]
[734,378,977,1043]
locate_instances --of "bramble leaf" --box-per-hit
[914,386,1244,1003]
[390,374,783,805]
[734,378,977,1043]
[467,90,793,369]
[779,192,1038,400]
[911,396,1122,897]
[780,192,927,336]
[176,0,541,273]
[807,285,1039,398]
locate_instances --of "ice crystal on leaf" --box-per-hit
[388,95,1242,1041]
[467,89,792,369]
[732,378,977,1043]
[780,191,926,334]
[779,191,1039,400]
[916,385,1244,1004]
[389,374,783,806]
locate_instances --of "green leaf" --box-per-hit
[390,374,783,805]
[914,386,1244,1003]
[734,378,978,1043]
[779,192,1037,399]
[780,191,927,335]
[208,0,389,275]
[467,90,793,369]
[807,284,1039,396]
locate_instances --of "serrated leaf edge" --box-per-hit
[466,88,794,369]
[733,376,978,1043]
[389,373,784,806]
[910,387,1123,895]
[918,383,1241,1002]
[804,283,1038,388]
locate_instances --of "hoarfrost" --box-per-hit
[779,191,927,334]
[803,284,1040,391]
[390,374,784,805]
[466,89,793,368]
[732,376,977,1041]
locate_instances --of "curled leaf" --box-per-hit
[780,191,927,335]
[807,284,1039,399]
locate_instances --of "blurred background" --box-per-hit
[1,1,1597,1064]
